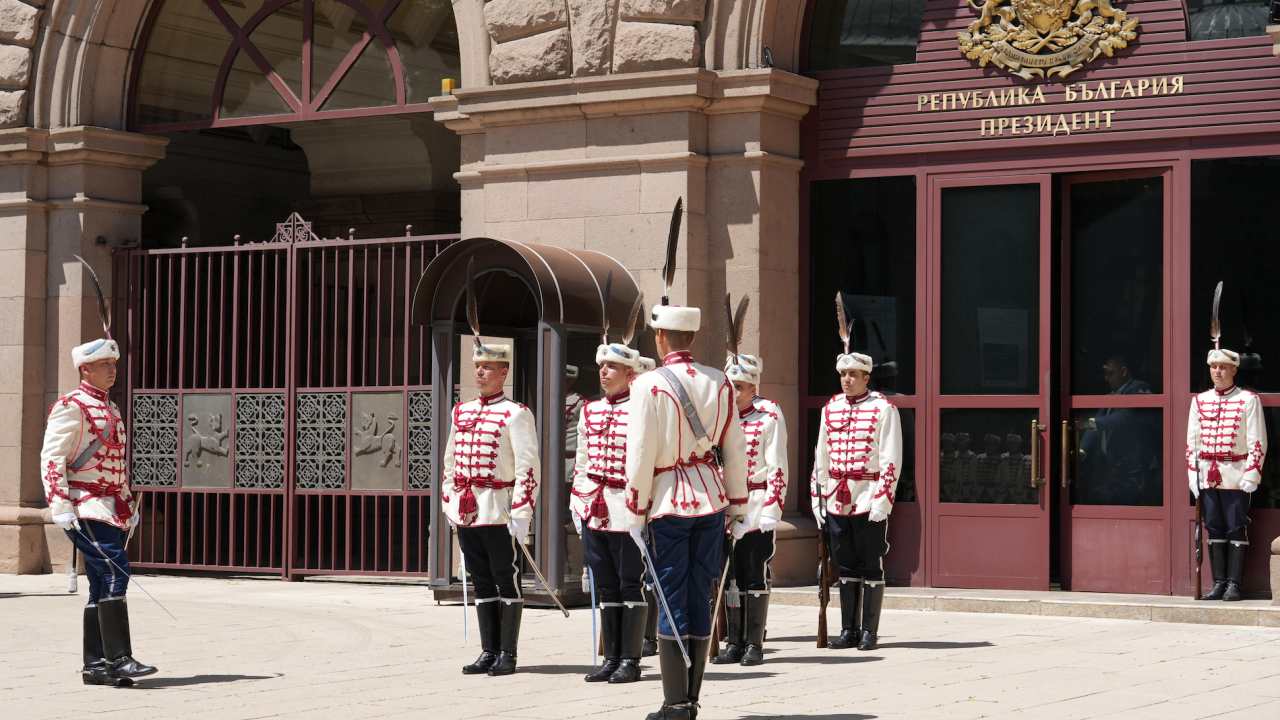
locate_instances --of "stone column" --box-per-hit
[431,67,816,582]
[0,126,165,574]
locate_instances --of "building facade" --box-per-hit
[1,0,1277,597]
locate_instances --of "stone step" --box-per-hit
[772,585,1280,627]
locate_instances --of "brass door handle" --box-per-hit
[1061,420,1072,487]
[1030,419,1047,488]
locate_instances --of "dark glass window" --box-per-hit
[1186,0,1272,42]
[1068,408,1163,507]
[939,408,1039,504]
[1190,157,1280,392]
[808,176,916,397]
[806,0,930,71]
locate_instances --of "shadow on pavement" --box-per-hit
[132,674,281,688]
[705,671,776,681]
[769,655,884,665]
[875,641,993,650]
[728,715,875,720]
[1,593,82,598]
[515,665,598,675]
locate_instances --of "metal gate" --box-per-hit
[116,213,459,578]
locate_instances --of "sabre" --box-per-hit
[460,541,470,645]
[589,567,598,668]
[635,533,691,668]
[68,545,78,594]
[498,508,570,618]
[708,525,739,659]
[71,525,176,621]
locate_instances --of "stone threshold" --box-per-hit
[772,585,1280,627]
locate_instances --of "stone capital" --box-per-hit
[44,126,168,171]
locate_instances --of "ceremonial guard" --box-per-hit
[712,354,788,667]
[442,339,541,676]
[565,365,585,476]
[43,258,156,687]
[571,340,649,684]
[811,293,902,652]
[1189,286,1266,602]
[636,353,661,658]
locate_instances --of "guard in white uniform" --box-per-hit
[565,365,585,478]
[572,343,648,683]
[442,342,541,676]
[712,354,788,667]
[1188,348,1267,601]
[43,338,157,686]
[635,354,661,658]
[811,351,902,651]
[625,305,749,720]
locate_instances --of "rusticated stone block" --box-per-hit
[0,0,40,48]
[484,0,568,44]
[567,0,615,76]
[0,43,29,89]
[612,21,701,74]
[619,0,705,22]
[0,89,26,127]
[490,28,573,85]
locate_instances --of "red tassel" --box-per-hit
[835,482,852,506]
[458,486,478,517]
[590,493,609,522]
[115,496,133,522]
[1207,462,1223,488]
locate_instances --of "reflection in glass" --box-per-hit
[940,185,1040,395]
[320,38,397,111]
[1070,177,1163,395]
[220,48,294,119]
[896,408,916,502]
[1191,157,1280,393]
[1251,408,1280,509]
[808,176,915,397]
[391,0,462,104]
[134,0,233,125]
[806,0,930,70]
[1186,0,1271,42]
[939,408,1038,504]
[1069,408,1162,506]
[249,3,304,102]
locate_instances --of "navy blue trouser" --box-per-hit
[457,525,522,600]
[583,526,645,604]
[1203,488,1251,543]
[650,510,725,639]
[64,519,130,606]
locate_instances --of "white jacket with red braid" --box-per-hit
[570,390,633,532]
[739,396,789,532]
[810,390,902,518]
[40,382,135,529]
[1187,384,1266,492]
[441,391,540,526]
[624,351,749,524]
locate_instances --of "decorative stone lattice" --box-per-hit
[235,394,286,489]
[407,390,433,491]
[295,393,347,490]
[131,393,179,487]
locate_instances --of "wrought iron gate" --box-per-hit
[117,214,459,578]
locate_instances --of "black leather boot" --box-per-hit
[711,593,744,664]
[586,605,623,681]
[1201,542,1229,600]
[610,601,647,684]
[488,599,522,676]
[1224,543,1247,602]
[462,599,502,674]
[858,582,884,651]
[82,606,130,687]
[642,586,659,657]
[827,579,862,649]
[645,638,693,720]
[740,592,770,666]
[686,637,711,719]
[98,598,156,679]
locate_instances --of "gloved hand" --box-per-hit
[813,511,825,529]
[507,517,530,545]
[869,508,888,523]
[572,513,583,536]
[52,513,79,532]
[759,516,778,533]
[129,513,140,528]
[1241,479,1259,494]
[1189,472,1200,499]
[629,523,647,553]
[730,516,751,540]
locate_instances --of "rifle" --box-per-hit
[815,483,838,647]
[1195,477,1204,600]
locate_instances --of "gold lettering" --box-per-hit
[1017,88,1031,105]
[1097,82,1111,100]
[1083,111,1099,130]
[1081,83,1094,101]
[981,118,997,136]
[1065,84,1078,101]
[997,117,1010,134]
[1053,115,1071,136]
[1010,116,1022,135]
[919,95,929,112]
[959,92,970,109]
[1172,76,1184,94]
[986,90,1001,107]
[1037,115,1053,133]
[1103,109,1116,128]
[973,92,984,109]
[1138,79,1150,96]
[1152,77,1167,95]
[1071,112,1080,130]
[1122,80,1135,98]
[1033,87,1046,104]
[943,93,957,110]
[930,94,939,110]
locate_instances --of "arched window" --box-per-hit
[1185,0,1272,42]
[806,0,930,71]
[131,0,460,130]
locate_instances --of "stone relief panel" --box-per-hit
[351,392,405,491]
[483,0,704,84]
[295,393,347,491]
[180,393,234,489]
[407,390,433,491]
[235,394,286,490]
[131,394,179,488]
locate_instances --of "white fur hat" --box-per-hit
[836,353,873,373]
[725,354,762,385]
[596,343,641,370]
[650,305,700,332]
[1207,348,1240,367]
[566,364,579,379]
[72,338,120,369]
[473,342,512,363]
[637,357,656,373]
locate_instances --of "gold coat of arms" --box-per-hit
[958,0,1140,80]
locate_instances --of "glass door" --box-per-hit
[1060,170,1171,594]
[928,176,1052,590]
